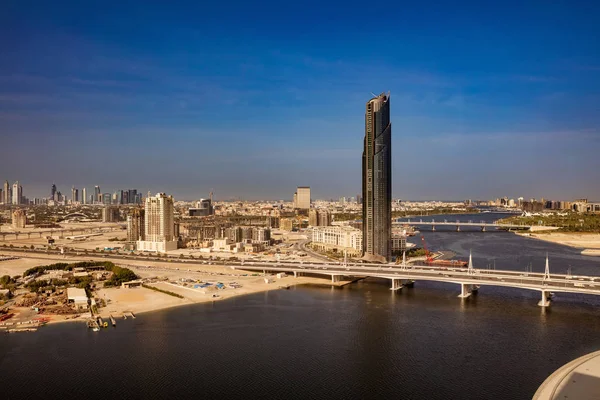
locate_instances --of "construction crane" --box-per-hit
[421,235,434,263]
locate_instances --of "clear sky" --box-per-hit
[1,1,599,201]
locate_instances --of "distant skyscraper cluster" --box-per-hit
[0,182,149,206]
[1,180,26,205]
[362,92,392,262]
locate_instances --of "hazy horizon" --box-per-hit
[2,1,599,201]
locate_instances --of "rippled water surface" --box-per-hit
[2,214,600,400]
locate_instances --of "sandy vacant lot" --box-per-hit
[96,286,190,316]
[519,232,600,255]
[0,257,55,277]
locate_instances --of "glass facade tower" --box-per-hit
[362,92,392,261]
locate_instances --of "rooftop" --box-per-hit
[67,287,88,302]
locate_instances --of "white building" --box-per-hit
[12,181,22,205]
[67,287,88,310]
[137,193,177,253]
[311,225,362,256]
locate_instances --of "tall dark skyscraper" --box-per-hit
[362,92,392,262]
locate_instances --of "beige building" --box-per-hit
[309,209,318,226]
[311,225,362,256]
[127,208,145,242]
[2,181,9,205]
[294,186,310,209]
[137,193,177,253]
[102,206,120,222]
[11,209,27,229]
[308,209,332,227]
[280,218,294,231]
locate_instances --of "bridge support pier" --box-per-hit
[456,226,461,232]
[390,279,403,291]
[458,283,472,298]
[538,290,551,307]
[432,225,436,232]
[481,226,486,232]
[331,275,341,283]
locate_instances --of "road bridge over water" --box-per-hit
[234,255,599,307]
[394,219,535,231]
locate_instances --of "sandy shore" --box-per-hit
[0,251,353,326]
[517,232,600,255]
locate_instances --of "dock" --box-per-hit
[109,315,116,327]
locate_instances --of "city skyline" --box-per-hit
[2,2,600,200]
[0,177,596,204]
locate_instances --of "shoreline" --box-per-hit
[0,250,357,331]
[44,277,354,328]
[515,231,600,256]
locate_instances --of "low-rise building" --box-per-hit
[213,238,234,252]
[121,280,143,289]
[311,225,363,256]
[67,287,88,310]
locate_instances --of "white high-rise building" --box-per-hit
[12,181,22,205]
[82,188,87,205]
[137,193,177,253]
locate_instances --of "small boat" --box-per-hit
[92,327,100,332]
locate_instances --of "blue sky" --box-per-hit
[1,0,599,201]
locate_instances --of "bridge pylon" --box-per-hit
[468,250,474,275]
[543,254,550,281]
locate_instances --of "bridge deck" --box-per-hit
[235,262,600,297]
